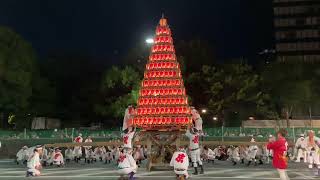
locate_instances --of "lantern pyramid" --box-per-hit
[133,16,192,130]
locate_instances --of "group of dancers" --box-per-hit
[15,105,320,180]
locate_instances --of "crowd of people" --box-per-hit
[15,106,320,180]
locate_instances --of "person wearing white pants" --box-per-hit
[186,127,204,175]
[170,146,189,179]
[303,130,320,169]
[117,148,137,180]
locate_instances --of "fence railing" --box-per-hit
[0,127,319,142]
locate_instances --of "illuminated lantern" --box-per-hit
[134,17,191,130]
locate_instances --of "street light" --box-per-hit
[201,109,207,114]
[213,116,218,121]
[146,38,154,44]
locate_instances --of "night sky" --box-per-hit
[0,0,274,62]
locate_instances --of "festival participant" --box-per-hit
[53,148,64,167]
[84,136,93,159]
[65,147,74,163]
[267,129,290,180]
[122,105,135,132]
[26,145,43,177]
[203,146,215,163]
[94,146,104,162]
[85,148,96,164]
[73,133,83,163]
[213,146,221,160]
[133,145,144,167]
[123,127,135,149]
[247,138,258,166]
[231,146,241,165]
[41,146,48,166]
[303,130,320,169]
[118,148,137,180]
[113,146,121,163]
[227,146,233,161]
[295,134,306,163]
[186,127,204,175]
[16,146,29,165]
[239,145,248,164]
[191,107,203,133]
[105,149,113,164]
[170,145,189,179]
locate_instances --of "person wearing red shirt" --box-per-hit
[267,129,290,180]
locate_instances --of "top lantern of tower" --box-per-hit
[159,14,167,26]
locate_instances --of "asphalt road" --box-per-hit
[0,159,318,180]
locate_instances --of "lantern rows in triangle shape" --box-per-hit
[154,36,173,44]
[140,88,186,97]
[133,16,191,129]
[142,79,182,87]
[146,62,179,70]
[152,44,175,53]
[136,106,190,116]
[133,116,191,126]
[156,26,171,36]
[138,97,188,106]
[144,70,181,79]
[149,54,176,61]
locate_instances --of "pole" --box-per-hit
[221,126,224,142]
[292,126,296,143]
[71,128,74,142]
[24,128,27,139]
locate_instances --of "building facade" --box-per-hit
[273,0,320,62]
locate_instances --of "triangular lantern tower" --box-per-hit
[133,16,192,131]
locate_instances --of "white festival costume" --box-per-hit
[16,148,28,162]
[303,136,320,168]
[65,149,74,160]
[170,151,189,178]
[27,152,41,176]
[295,137,306,162]
[117,152,137,175]
[186,130,202,167]
[123,131,135,149]
[53,152,64,165]
[73,136,83,158]
[122,107,134,131]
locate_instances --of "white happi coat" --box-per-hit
[16,149,28,162]
[84,138,93,156]
[170,151,189,176]
[303,136,320,168]
[206,148,215,160]
[123,131,135,149]
[41,148,48,161]
[248,144,258,160]
[117,153,137,175]
[74,136,83,157]
[94,147,104,160]
[65,149,74,160]
[113,147,121,162]
[122,107,134,131]
[185,130,202,167]
[53,152,64,165]
[295,137,305,161]
[27,152,41,175]
[232,147,240,161]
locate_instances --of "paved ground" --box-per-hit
[0,159,318,180]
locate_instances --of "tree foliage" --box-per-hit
[95,66,141,124]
